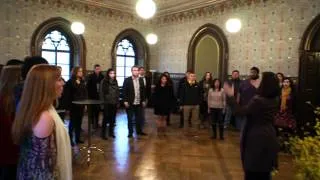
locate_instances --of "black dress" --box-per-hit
[153,85,174,115]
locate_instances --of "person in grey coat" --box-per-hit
[100,68,119,139]
[224,72,280,180]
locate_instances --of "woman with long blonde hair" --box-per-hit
[0,66,21,180]
[12,65,72,180]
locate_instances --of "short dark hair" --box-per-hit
[6,59,24,66]
[21,56,48,80]
[232,70,239,74]
[131,65,139,71]
[257,72,280,98]
[250,67,260,74]
[94,64,100,69]
[138,66,145,70]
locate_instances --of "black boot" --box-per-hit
[211,124,217,139]
[219,125,224,140]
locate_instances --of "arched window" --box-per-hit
[31,17,86,81]
[41,30,71,81]
[116,39,136,86]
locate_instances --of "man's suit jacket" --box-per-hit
[123,76,146,105]
[141,76,152,100]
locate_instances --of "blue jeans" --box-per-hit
[224,105,232,127]
[236,116,246,131]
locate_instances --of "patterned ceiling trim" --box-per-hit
[24,0,137,21]
[23,0,267,24]
[153,0,268,25]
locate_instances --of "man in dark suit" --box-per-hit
[138,67,151,128]
[177,70,192,128]
[87,64,104,129]
[123,66,147,138]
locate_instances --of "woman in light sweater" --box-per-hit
[207,79,226,140]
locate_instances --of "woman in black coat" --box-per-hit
[224,72,280,180]
[153,74,175,136]
[64,66,87,146]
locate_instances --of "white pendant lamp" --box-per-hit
[136,0,156,19]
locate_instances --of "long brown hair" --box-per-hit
[0,65,21,116]
[12,65,60,144]
[71,66,83,79]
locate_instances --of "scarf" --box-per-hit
[188,80,196,85]
[48,106,72,180]
[281,87,291,112]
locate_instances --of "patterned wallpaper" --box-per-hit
[0,0,153,70]
[149,0,320,77]
[1,0,319,77]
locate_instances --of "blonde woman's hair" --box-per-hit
[0,65,21,116]
[12,64,60,144]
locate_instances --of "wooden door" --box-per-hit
[298,51,320,127]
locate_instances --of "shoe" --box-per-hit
[109,134,116,138]
[101,136,108,140]
[138,132,147,136]
[128,134,133,138]
[76,140,84,144]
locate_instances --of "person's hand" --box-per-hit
[124,102,129,108]
[142,101,146,108]
[223,82,234,97]
[179,106,183,111]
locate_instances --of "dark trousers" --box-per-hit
[166,113,171,125]
[69,105,84,145]
[126,105,143,135]
[210,108,224,138]
[180,110,184,127]
[245,171,271,180]
[102,104,117,137]
[0,165,17,180]
[89,104,100,128]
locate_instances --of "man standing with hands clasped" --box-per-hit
[123,66,147,138]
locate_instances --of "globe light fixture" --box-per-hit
[71,22,85,35]
[146,33,158,45]
[136,0,156,19]
[226,18,241,33]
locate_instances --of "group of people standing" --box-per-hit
[0,55,298,180]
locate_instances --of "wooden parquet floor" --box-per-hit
[72,109,294,180]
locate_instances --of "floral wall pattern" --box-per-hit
[1,0,319,77]
[150,0,320,77]
[0,0,152,70]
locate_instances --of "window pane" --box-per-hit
[125,67,132,77]
[127,46,135,56]
[42,38,55,50]
[51,30,62,42]
[126,57,135,67]
[117,77,125,87]
[116,46,125,55]
[62,75,70,81]
[57,64,70,77]
[116,56,125,66]
[57,39,70,51]
[122,39,130,49]
[57,52,70,64]
[116,67,125,77]
[42,51,56,64]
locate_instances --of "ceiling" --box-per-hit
[77,0,227,16]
